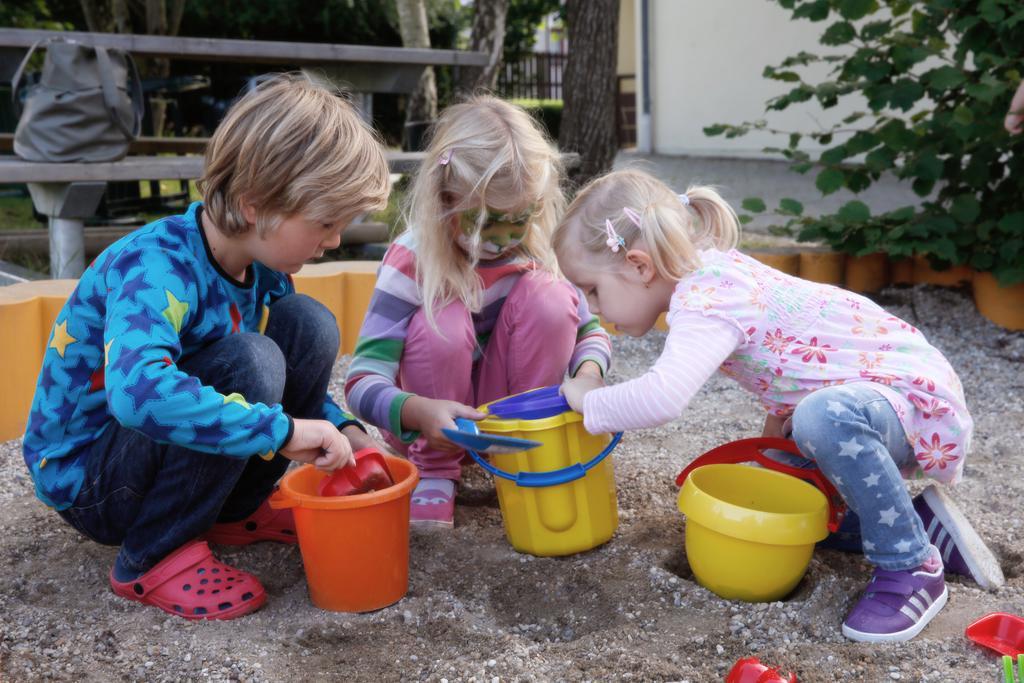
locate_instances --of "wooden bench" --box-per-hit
[0,27,488,90]
[0,222,392,260]
[0,151,427,183]
[0,27,488,278]
[0,151,422,278]
[0,132,208,156]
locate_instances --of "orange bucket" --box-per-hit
[268,456,419,612]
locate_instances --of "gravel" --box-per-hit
[1,284,1022,682]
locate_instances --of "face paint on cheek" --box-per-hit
[457,220,533,260]
[455,204,539,258]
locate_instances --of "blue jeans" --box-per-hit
[776,383,930,571]
[57,294,339,576]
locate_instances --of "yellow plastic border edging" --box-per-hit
[290,261,379,356]
[4,252,1015,441]
[0,263,380,442]
[0,280,78,442]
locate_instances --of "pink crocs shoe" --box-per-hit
[110,540,266,620]
[204,498,297,546]
[410,478,455,528]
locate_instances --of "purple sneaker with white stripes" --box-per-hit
[913,485,1004,591]
[842,560,948,643]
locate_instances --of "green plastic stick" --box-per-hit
[1005,655,1015,683]
[1017,654,1023,682]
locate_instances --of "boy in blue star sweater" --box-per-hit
[22,73,391,620]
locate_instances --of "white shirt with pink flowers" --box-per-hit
[582,248,972,485]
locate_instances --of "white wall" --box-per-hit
[618,0,637,78]
[644,0,865,157]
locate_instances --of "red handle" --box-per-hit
[675,437,845,532]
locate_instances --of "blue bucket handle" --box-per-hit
[464,422,623,488]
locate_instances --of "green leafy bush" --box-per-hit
[706,0,1024,285]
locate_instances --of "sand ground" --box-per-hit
[1,284,1022,682]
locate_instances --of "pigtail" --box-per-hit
[684,186,740,254]
[640,203,698,280]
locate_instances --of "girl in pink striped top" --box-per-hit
[345,97,611,528]
[554,169,1001,643]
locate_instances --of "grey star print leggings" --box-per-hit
[775,383,932,572]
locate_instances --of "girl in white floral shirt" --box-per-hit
[555,169,1003,644]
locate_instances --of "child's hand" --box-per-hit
[340,424,390,455]
[281,418,355,472]
[401,396,487,452]
[761,413,793,439]
[561,373,605,414]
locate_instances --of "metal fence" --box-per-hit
[497,51,566,101]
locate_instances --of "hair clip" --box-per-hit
[622,206,642,228]
[439,150,452,166]
[604,219,626,253]
[678,193,691,206]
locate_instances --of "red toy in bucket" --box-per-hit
[966,612,1024,657]
[675,437,846,532]
[317,448,394,497]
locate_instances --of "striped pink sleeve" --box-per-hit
[581,309,744,434]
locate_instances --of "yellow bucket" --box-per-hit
[467,387,621,557]
[675,438,843,602]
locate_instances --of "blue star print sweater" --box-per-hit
[23,202,358,510]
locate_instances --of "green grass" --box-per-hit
[0,193,39,231]
[0,180,202,233]
[3,250,49,274]
[509,98,563,109]
[138,179,202,202]
[0,181,204,274]
[0,177,406,274]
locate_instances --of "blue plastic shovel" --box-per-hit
[441,417,542,455]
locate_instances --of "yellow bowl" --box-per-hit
[677,464,830,602]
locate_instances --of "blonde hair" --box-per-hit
[199,72,390,237]
[406,95,565,327]
[553,169,740,280]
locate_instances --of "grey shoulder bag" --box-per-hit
[11,37,144,162]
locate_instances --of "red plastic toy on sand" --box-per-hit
[725,656,798,683]
[966,612,1024,657]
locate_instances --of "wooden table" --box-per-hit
[0,28,487,277]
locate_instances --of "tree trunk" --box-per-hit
[559,0,619,189]
[79,0,110,32]
[80,0,186,136]
[79,0,130,33]
[145,0,171,136]
[111,0,129,32]
[456,0,510,98]
[396,0,437,126]
[168,0,186,35]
